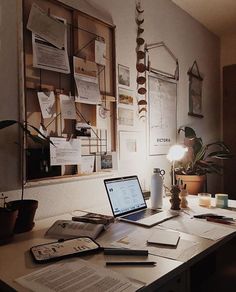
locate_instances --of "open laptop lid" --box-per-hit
[104,175,147,218]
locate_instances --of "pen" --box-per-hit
[106,261,156,266]
[206,217,234,225]
[103,248,148,256]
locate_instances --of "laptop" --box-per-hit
[104,175,178,227]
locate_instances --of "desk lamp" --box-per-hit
[167,145,187,186]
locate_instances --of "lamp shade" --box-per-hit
[167,145,187,162]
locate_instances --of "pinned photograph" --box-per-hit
[75,122,91,137]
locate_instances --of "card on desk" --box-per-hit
[147,229,180,247]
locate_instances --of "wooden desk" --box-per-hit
[0,195,236,292]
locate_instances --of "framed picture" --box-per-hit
[148,75,177,155]
[118,87,134,105]
[188,61,204,118]
[118,64,130,87]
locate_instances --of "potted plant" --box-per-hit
[0,119,52,233]
[0,194,18,245]
[175,126,233,195]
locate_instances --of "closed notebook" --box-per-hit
[147,229,180,246]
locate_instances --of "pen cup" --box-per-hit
[198,193,212,208]
[215,194,228,208]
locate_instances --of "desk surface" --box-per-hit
[1,195,236,291]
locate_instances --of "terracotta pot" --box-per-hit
[7,200,38,233]
[176,175,206,195]
[0,208,18,245]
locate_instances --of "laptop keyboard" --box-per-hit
[122,209,161,221]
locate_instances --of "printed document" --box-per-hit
[16,258,142,292]
[160,217,235,241]
[73,57,101,104]
[50,137,81,166]
[27,3,66,49]
[95,40,106,66]
[32,15,70,74]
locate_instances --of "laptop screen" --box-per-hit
[104,176,147,217]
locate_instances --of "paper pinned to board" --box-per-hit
[95,40,106,66]
[27,3,66,49]
[37,91,56,119]
[32,15,70,74]
[73,57,101,105]
[50,137,81,166]
[59,94,76,120]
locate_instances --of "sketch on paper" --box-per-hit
[148,75,177,155]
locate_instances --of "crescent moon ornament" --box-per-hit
[136,6,144,13]
[136,18,144,25]
[139,107,147,114]
[138,99,147,105]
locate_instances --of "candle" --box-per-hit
[215,194,228,208]
[198,193,212,208]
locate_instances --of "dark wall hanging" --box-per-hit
[188,60,204,118]
[135,1,147,119]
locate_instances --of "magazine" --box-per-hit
[45,220,105,240]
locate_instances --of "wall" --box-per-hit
[0,0,221,219]
[221,34,236,67]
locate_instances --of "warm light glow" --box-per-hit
[167,145,187,162]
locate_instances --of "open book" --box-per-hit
[45,220,105,240]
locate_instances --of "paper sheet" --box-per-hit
[37,91,56,119]
[50,137,81,166]
[77,156,95,174]
[95,40,106,66]
[32,15,70,74]
[16,258,142,292]
[159,217,236,241]
[112,228,200,262]
[27,3,66,49]
[73,57,101,104]
[59,94,76,120]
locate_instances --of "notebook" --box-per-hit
[104,175,178,227]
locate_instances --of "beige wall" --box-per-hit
[221,34,236,67]
[0,0,221,219]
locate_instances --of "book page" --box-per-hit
[16,258,142,292]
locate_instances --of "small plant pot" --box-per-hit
[176,174,206,195]
[7,200,38,233]
[0,207,18,245]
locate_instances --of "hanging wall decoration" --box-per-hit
[135,1,147,119]
[187,60,204,118]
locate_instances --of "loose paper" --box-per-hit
[37,91,56,119]
[16,258,142,292]
[50,137,81,166]
[59,94,76,120]
[27,3,66,49]
[159,217,235,241]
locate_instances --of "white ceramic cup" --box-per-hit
[215,193,228,208]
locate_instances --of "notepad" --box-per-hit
[147,229,180,246]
